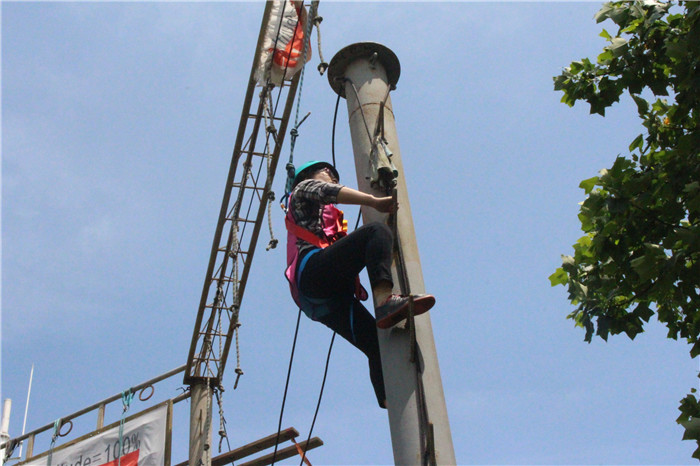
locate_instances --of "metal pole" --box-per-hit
[189,381,212,466]
[19,364,34,458]
[1,399,11,465]
[328,43,456,465]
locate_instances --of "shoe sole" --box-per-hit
[376,295,436,329]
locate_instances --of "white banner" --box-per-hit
[23,403,168,466]
[254,0,310,86]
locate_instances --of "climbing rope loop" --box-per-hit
[139,385,154,402]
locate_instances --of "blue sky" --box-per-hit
[2,1,697,464]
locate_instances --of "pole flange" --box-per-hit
[327,42,401,98]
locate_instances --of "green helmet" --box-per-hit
[293,161,339,188]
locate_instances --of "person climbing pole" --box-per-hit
[284,160,435,408]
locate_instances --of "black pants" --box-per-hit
[298,222,393,407]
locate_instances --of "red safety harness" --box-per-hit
[285,201,367,319]
[285,203,347,249]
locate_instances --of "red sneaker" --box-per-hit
[375,294,436,329]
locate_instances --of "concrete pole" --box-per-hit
[189,382,212,466]
[328,43,456,465]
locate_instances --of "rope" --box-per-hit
[263,84,278,143]
[391,212,435,466]
[271,308,303,465]
[230,217,242,384]
[342,78,391,150]
[346,79,373,143]
[211,307,234,455]
[261,93,282,236]
[215,386,232,454]
[262,105,279,251]
[298,332,335,466]
[291,0,314,131]
[283,0,315,203]
[117,389,134,466]
[309,1,328,75]
[265,0,299,200]
[46,419,61,466]
[216,1,309,411]
[234,324,244,389]
[331,92,341,168]
[331,88,367,226]
[272,316,336,466]
[292,439,313,466]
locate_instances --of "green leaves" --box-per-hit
[548,266,568,287]
[629,243,667,282]
[632,95,648,116]
[553,2,700,457]
[579,176,600,194]
[594,3,615,24]
[608,37,629,57]
[678,392,700,459]
[628,134,644,152]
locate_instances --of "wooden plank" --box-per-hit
[237,438,323,466]
[96,404,105,429]
[164,401,173,466]
[175,427,300,466]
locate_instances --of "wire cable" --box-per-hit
[271,308,303,465]
[331,92,341,168]
[298,332,335,466]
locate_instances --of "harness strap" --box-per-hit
[292,438,313,466]
[286,201,360,338]
[285,216,330,248]
[297,248,320,287]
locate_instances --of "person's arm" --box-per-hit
[336,186,396,213]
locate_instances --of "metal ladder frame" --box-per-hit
[185,1,301,385]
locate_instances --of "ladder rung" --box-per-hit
[225,217,257,224]
[209,276,239,284]
[248,113,283,121]
[215,246,249,257]
[230,183,266,191]
[236,148,272,158]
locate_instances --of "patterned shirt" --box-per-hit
[290,179,344,254]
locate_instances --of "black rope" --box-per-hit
[298,331,335,466]
[271,308,303,465]
[331,91,341,168]
[272,80,356,466]
[292,218,361,466]
[272,311,338,466]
